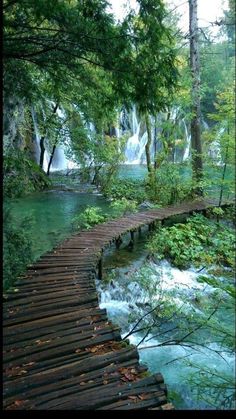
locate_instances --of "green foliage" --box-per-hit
[3,150,51,198]
[72,197,138,231]
[147,214,235,269]
[186,363,235,410]
[197,275,235,298]
[145,163,194,205]
[72,206,107,230]
[211,207,225,217]
[104,179,147,203]
[3,206,33,290]
[110,198,138,217]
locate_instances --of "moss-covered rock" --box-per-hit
[3,150,51,198]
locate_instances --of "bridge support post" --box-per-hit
[98,257,103,280]
[128,230,135,249]
[115,236,123,249]
[148,222,155,231]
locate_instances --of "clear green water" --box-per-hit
[118,164,148,180]
[6,163,234,263]
[118,163,235,200]
[7,190,111,261]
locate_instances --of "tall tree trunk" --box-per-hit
[46,143,57,176]
[189,0,203,195]
[39,136,45,169]
[145,112,153,174]
[39,102,59,171]
[218,126,230,207]
[153,115,158,171]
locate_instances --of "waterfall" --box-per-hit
[182,119,191,161]
[31,107,41,164]
[123,106,191,165]
[124,122,141,163]
[31,107,49,172]
[124,106,148,164]
[31,105,78,173]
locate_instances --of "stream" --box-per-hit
[96,232,235,410]
[6,166,235,410]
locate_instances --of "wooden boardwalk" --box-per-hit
[3,199,232,410]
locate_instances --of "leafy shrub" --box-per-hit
[110,198,138,217]
[72,206,107,230]
[147,214,235,269]
[3,205,33,290]
[145,163,194,205]
[104,179,147,204]
[4,150,51,198]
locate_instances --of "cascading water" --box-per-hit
[31,105,77,172]
[123,106,192,165]
[31,107,49,172]
[96,256,235,410]
[182,119,191,161]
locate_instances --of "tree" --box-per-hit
[189,0,203,194]
[125,0,178,180]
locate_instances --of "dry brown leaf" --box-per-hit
[80,381,86,386]
[124,373,133,381]
[14,400,25,406]
[103,380,108,385]
[138,393,149,400]
[128,396,137,400]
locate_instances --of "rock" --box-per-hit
[138,201,154,209]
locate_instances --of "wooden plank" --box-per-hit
[3,360,144,408]
[3,199,228,410]
[3,308,107,335]
[4,324,120,363]
[3,316,109,346]
[37,374,165,410]
[4,287,96,307]
[3,301,99,326]
[3,347,139,397]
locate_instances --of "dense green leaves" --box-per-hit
[147,214,235,269]
[3,206,34,290]
[3,150,51,197]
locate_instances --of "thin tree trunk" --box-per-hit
[145,112,153,174]
[39,136,45,169]
[46,143,57,176]
[219,126,230,207]
[39,102,59,171]
[189,0,203,195]
[154,116,158,171]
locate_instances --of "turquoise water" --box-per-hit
[118,163,235,200]
[97,240,235,410]
[118,164,148,180]
[6,163,235,263]
[7,190,111,261]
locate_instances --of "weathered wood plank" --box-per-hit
[4,199,230,409]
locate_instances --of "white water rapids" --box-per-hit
[96,259,235,410]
